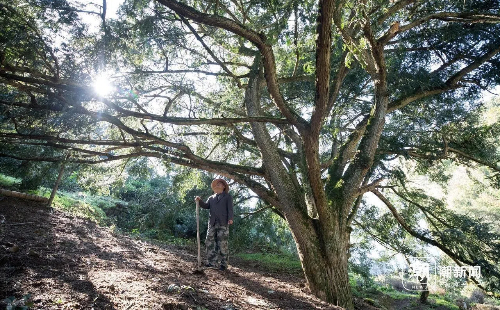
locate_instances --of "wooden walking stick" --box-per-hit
[196,199,202,269]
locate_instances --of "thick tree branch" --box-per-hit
[125,68,239,77]
[399,12,500,35]
[353,219,410,255]
[258,75,315,87]
[0,150,162,164]
[372,189,480,267]
[448,147,500,172]
[389,188,455,231]
[446,44,500,87]
[162,153,281,209]
[0,71,82,92]
[330,116,369,179]
[379,146,500,173]
[375,0,417,26]
[333,6,377,75]
[356,178,384,197]
[240,205,273,219]
[229,125,298,161]
[347,174,372,226]
[0,133,147,147]
[0,98,289,126]
[387,43,500,113]
[311,0,335,135]
[326,52,349,116]
[292,5,300,77]
[0,133,267,178]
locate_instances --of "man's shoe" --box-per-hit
[205,263,214,268]
[219,265,226,271]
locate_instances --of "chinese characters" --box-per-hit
[439,265,481,279]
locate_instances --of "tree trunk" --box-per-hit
[285,209,354,309]
[47,155,69,207]
[303,243,353,309]
[244,60,355,309]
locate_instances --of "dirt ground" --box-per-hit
[0,195,378,309]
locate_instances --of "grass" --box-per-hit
[235,252,302,273]
[0,173,21,188]
[27,186,191,247]
[359,283,461,310]
[53,195,109,224]
[485,297,500,306]
[376,286,418,300]
[231,256,461,309]
[31,188,118,225]
[434,297,460,309]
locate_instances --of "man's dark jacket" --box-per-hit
[199,192,234,227]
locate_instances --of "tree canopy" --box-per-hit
[1,0,500,308]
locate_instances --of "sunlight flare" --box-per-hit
[92,72,115,97]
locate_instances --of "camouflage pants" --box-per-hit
[205,223,229,267]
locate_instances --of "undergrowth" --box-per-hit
[30,187,193,246]
[0,174,21,189]
[32,188,119,226]
[129,228,193,246]
[357,281,461,310]
[235,252,302,274]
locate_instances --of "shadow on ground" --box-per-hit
[0,195,371,309]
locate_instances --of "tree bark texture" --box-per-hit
[288,213,353,309]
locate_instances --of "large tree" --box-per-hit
[1,0,500,308]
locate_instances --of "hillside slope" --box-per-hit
[0,196,349,309]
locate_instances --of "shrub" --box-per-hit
[0,173,21,189]
[385,276,407,291]
[468,288,485,304]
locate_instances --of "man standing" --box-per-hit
[195,178,233,270]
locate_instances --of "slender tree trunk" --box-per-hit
[47,154,69,207]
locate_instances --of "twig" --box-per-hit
[240,206,272,219]
[4,222,36,226]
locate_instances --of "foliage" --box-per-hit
[0,173,21,189]
[0,160,58,191]
[1,0,500,307]
[355,100,500,297]
[351,277,463,309]
[231,204,296,254]
[16,163,298,255]
[44,190,111,225]
[348,233,376,287]
[112,167,297,253]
